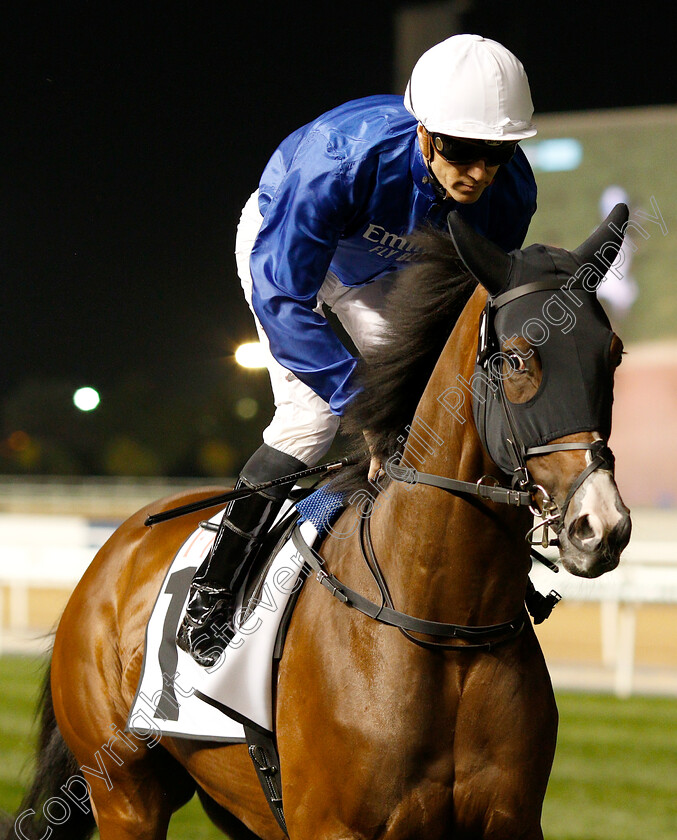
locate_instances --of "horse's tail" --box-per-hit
[0,661,96,840]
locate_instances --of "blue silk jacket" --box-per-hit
[249,95,537,415]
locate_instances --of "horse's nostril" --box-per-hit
[607,514,632,553]
[569,514,595,546]
[569,513,595,540]
[567,511,632,557]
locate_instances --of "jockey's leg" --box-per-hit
[318,270,395,356]
[179,193,342,666]
[177,443,305,666]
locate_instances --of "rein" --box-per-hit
[290,446,570,652]
[386,463,532,507]
[292,277,618,647]
[292,521,526,652]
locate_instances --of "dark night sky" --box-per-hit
[1,1,674,404]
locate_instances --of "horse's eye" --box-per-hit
[507,353,527,372]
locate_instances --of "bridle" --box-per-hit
[385,436,614,550]
[384,276,616,544]
[472,278,616,541]
[291,279,620,651]
[148,278,616,650]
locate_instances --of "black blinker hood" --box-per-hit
[447,204,629,477]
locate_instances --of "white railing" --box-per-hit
[1,510,676,697]
[0,475,225,518]
[530,540,677,697]
[0,514,112,654]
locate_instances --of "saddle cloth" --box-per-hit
[126,487,345,742]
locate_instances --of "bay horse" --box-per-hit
[4,206,631,840]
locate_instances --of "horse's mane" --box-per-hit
[333,226,477,494]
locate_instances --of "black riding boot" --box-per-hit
[176,444,306,666]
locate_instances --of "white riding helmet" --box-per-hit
[404,34,537,141]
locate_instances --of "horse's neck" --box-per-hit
[370,288,531,626]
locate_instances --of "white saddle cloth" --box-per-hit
[126,508,317,741]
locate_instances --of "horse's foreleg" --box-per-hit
[451,632,558,840]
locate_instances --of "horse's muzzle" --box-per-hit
[561,506,631,578]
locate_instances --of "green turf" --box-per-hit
[542,693,677,839]
[0,655,222,839]
[1,655,675,838]
[0,655,46,814]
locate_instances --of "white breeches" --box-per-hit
[234,190,393,466]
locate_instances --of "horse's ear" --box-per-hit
[447,211,512,297]
[572,202,629,270]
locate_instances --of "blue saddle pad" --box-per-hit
[295,485,346,538]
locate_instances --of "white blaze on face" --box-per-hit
[566,432,625,548]
[557,432,631,577]
[569,470,625,549]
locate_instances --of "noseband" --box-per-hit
[524,439,615,544]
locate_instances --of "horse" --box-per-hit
[4,205,632,840]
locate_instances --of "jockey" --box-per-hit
[178,33,538,665]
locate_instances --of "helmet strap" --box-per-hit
[419,128,432,160]
[419,127,450,202]
[425,160,448,202]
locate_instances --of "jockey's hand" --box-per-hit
[363,431,382,481]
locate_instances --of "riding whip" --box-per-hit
[144,455,358,526]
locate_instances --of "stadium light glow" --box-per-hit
[235,342,268,369]
[73,387,101,412]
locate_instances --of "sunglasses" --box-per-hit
[430,133,517,167]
